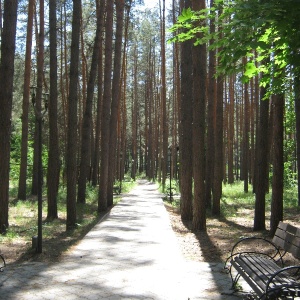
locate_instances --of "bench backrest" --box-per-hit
[272,221,300,259]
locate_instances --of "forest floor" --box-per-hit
[165,202,300,265]
[2,194,300,266]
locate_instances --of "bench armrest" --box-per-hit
[266,266,300,296]
[225,237,284,267]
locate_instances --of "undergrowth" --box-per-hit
[161,180,299,220]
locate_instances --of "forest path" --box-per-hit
[0,180,245,299]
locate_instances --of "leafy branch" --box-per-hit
[169,0,300,98]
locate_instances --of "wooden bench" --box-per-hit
[225,221,300,299]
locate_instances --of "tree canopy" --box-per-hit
[170,0,300,97]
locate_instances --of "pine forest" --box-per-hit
[1,0,300,257]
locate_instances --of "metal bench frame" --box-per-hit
[225,222,300,299]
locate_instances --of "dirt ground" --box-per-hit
[2,198,300,266]
[165,203,300,266]
[164,203,257,263]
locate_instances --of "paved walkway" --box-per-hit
[0,180,248,300]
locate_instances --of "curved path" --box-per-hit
[0,180,245,299]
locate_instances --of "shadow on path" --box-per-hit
[0,180,244,299]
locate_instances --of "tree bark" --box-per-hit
[131,46,138,181]
[0,0,18,233]
[205,0,216,208]
[212,12,223,216]
[270,94,284,236]
[98,0,114,212]
[77,0,104,204]
[192,0,206,230]
[32,0,45,196]
[18,0,34,200]
[107,0,126,207]
[179,0,193,221]
[242,68,250,193]
[160,0,168,191]
[91,0,105,187]
[66,0,81,230]
[253,87,269,231]
[294,74,300,206]
[228,75,235,183]
[212,77,223,216]
[47,0,60,220]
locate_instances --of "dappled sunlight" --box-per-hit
[0,180,238,299]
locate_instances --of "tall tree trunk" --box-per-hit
[253,87,269,231]
[107,0,125,206]
[18,0,34,200]
[32,1,45,196]
[98,0,114,212]
[212,77,223,216]
[270,94,284,236]
[66,0,81,230]
[228,75,235,183]
[160,0,168,192]
[173,0,180,182]
[212,13,223,216]
[242,58,250,192]
[131,47,138,181]
[294,74,300,206]
[91,0,105,187]
[120,64,127,182]
[145,46,154,179]
[77,0,104,204]
[235,95,241,180]
[47,0,60,220]
[253,73,260,193]
[250,78,255,186]
[179,0,193,221]
[205,0,216,208]
[192,0,206,230]
[61,2,69,145]
[0,0,18,233]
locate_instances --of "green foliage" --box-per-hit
[162,180,298,220]
[169,0,300,97]
[178,7,193,23]
[283,161,296,188]
[160,178,180,207]
[10,115,49,183]
[115,178,136,194]
[165,178,180,195]
[221,182,256,218]
[221,181,298,218]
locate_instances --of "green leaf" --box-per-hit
[178,8,193,23]
[244,61,258,78]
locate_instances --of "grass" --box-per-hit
[161,180,300,220]
[1,179,137,263]
[158,178,181,208]
[221,182,257,218]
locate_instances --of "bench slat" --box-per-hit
[273,222,300,259]
[253,256,296,287]
[236,255,279,287]
[232,256,265,296]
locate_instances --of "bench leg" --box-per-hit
[226,264,242,291]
